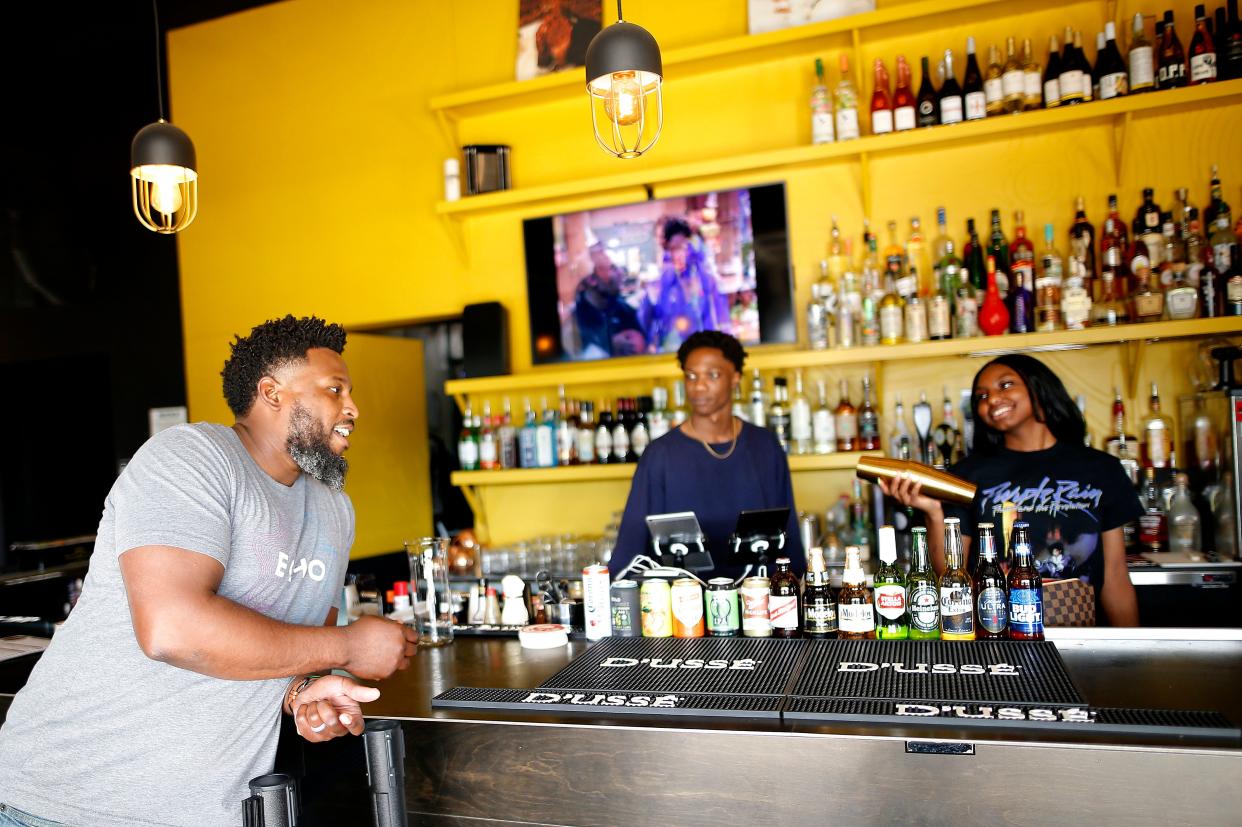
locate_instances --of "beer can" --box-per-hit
[640,577,673,637]
[739,576,772,637]
[671,578,705,638]
[609,580,641,638]
[582,564,612,640]
[705,577,740,637]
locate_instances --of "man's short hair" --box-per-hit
[221,315,346,416]
[662,217,692,246]
[676,330,746,372]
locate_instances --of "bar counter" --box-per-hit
[363,629,1242,826]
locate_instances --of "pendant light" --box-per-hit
[585,0,663,159]
[131,0,198,233]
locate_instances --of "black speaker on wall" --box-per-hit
[462,302,510,378]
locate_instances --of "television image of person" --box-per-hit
[640,217,731,353]
[572,237,647,359]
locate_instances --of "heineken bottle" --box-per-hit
[874,525,909,639]
[906,527,940,639]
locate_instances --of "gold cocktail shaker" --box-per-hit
[855,456,977,506]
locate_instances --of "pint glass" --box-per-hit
[405,537,454,647]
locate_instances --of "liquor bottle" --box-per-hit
[1007,522,1045,640]
[748,369,767,427]
[1076,29,1095,101]
[1059,27,1085,104]
[987,208,1011,298]
[458,401,480,471]
[769,557,801,638]
[810,57,834,144]
[733,385,748,422]
[929,257,955,341]
[954,263,979,339]
[835,53,861,141]
[769,376,792,452]
[1168,473,1203,553]
[556,388,576,466]
[838,262,860,348]
[1001,36,1024,113]
[938,48,964,124]
[1166,265,1200,320]
[883,219,907,278]
[1129,12,1156,93]
[1226,0,1242,80]
[1100,193,1130,285]
[1069,196,1097,280]
[874,526,909,639]
[536,398,559,468]
[939,518,976,640]
[1136,187,1166,270]
[893,54,917,131]
[611,398,632,464]
[1188,4,1216,85]
[889,395,912,459]
[790,370,813,455]
[973,523,1009,640]
[964,218,986,290]
[932,206,952,272]
[1007,253,1034,334]
[933,390,960,468]
[1099,21,1130,98]
[858,376,881,451]
[1158,10,1188,89]
[648,386,670,442]
[1092,31,1106,99]
[499,398,518,469]
[671,379,689,425]
[1227,245,1242,315]
[812,379,837,455]
[631,397,652,458]
[1104,389,1141,481]
[916,54,939,127]
[1200,247,1223,317]
[1139,467,1169,552]
[983,42,1004,116]
[1021,37,1043,110]
[802,547,838,638]
[1210,177,1237,273]
[835,378,859,451]
[879,271,905,344]
[576,401,596,464]
[593,402,613,465]
[1010,207,1036,290]
[904,269,928,343]
[860,232,882,346]
[837,546,876,639]
[478,402,499,470]
[906,217,931,295]
[979,255,1010,336]
[1038,223,1068,331]
[1216,7,1230,76]
[963,37,987,120]
[1043,34,1062,108]
[828,216,849,280]
[1092,270,1129,326]
[871,57,894,135]
[1141,382,1176,469]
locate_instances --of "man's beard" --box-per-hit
[286,402,348,492]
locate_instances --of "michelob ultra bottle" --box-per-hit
[906,527,941,639]
[973,522,1009,639]
[1007,522,1045,640]
[939,517,976,640]
[874,526,909,639]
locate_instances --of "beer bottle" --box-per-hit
[874,526,909,639]
[769,557,802,638]
[973,522,1009,640]
[939,518,976,640]
[1007,522,1045,640]
[906,527,941,639]
[837,546,876,639]
[802,547,838,638]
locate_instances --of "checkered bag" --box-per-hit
[1041,578,1096,627]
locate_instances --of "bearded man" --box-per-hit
[0,315,416,827]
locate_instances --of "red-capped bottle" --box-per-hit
[892,55,916,131]
[979,255,1011,335]
[871,58,894,135]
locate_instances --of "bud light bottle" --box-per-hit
[1007,522,1045,640]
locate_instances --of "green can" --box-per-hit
[705,577,740,637]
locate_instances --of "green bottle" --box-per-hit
[906,526,941,639]
[874,525,909,639]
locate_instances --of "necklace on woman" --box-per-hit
[684,417,740,460]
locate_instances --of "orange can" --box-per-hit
[671,578,705,638]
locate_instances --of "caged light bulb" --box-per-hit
[602,71,643,126]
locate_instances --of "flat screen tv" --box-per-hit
[523,182,795,365]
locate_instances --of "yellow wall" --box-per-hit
[169,0,1242,546]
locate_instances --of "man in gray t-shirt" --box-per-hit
[0,315,416,827]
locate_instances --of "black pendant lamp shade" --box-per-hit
[585,6,663,159]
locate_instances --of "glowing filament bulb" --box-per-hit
[603,71,643,126]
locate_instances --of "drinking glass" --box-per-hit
[405,537,454,647]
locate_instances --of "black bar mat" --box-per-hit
[432,687,783,718]
[790,638,1083,706]
[783,698,1241,742]
[537,636,806,696]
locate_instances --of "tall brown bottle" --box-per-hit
[837,546,876,639]
[768,557,801,638]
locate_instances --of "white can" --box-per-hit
[582,564,612,640]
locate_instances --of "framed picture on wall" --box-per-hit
[747,0,875,35]
[516,0,602,81]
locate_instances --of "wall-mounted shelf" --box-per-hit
[445,316,1242,401]
[434,80,1242,217]
[431,0,1014,119]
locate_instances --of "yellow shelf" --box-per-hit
[435,80,1242,217]
[446,316,1242,398]
[431,0,1012,118]
[451,450,881,487]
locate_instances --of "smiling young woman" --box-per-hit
[881,353,1141,626]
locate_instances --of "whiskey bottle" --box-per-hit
[1140,382,1176,469]
[835,378,859,451]
[1091,270,1129,326]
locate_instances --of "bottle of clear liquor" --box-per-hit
[769,377,791,453]
[858,375,881,451]
[748,369,767,427]
[812,379,837,455]
[879,271,905,344]
[1168,473,1203,553]
[790,370,813,455]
